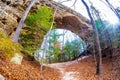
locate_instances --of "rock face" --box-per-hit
[0,1,23,35]
[0,0,40,36]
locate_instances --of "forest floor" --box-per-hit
[0,49,120,80]
[0,53,61,80]
[49,49,120,80]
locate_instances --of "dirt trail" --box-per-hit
[49,56,89,80]
[49,61,79,80]
[48,51,120,80]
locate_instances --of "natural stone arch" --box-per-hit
[41,0,93,41]
[55,15,93,41]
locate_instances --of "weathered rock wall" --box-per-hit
[0,0,40,35]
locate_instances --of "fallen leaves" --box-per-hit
[0,49,120,80]
[0,53,61,80]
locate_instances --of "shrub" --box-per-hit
[116,41,120,48]
[0,30,22,59]
[26,6,55,31]
[20,6,55,56]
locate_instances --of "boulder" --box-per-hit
[10,53,23,65]
[0,74,5,80]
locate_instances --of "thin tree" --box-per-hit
[12,0,36,42]
[81,0,102,75]
[105,0,120,19]
[90,5,112,49]
[100,0,120,20]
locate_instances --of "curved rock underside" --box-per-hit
[0,0,93,40]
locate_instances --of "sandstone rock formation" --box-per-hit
[0,0,92,40]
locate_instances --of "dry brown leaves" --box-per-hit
[0,53,61,80]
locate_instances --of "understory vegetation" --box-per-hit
[95,20,120,49]
[34,29,86,63]
[20,6,55,57]
[0,29,22,59]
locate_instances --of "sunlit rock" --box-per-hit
[10,54,23,65]
[0,74,5,80]
[34,29,86,63]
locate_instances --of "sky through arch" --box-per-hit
[54,0,120,24]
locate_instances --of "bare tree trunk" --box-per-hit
[81,0,102,75]
[12,0,36,42]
